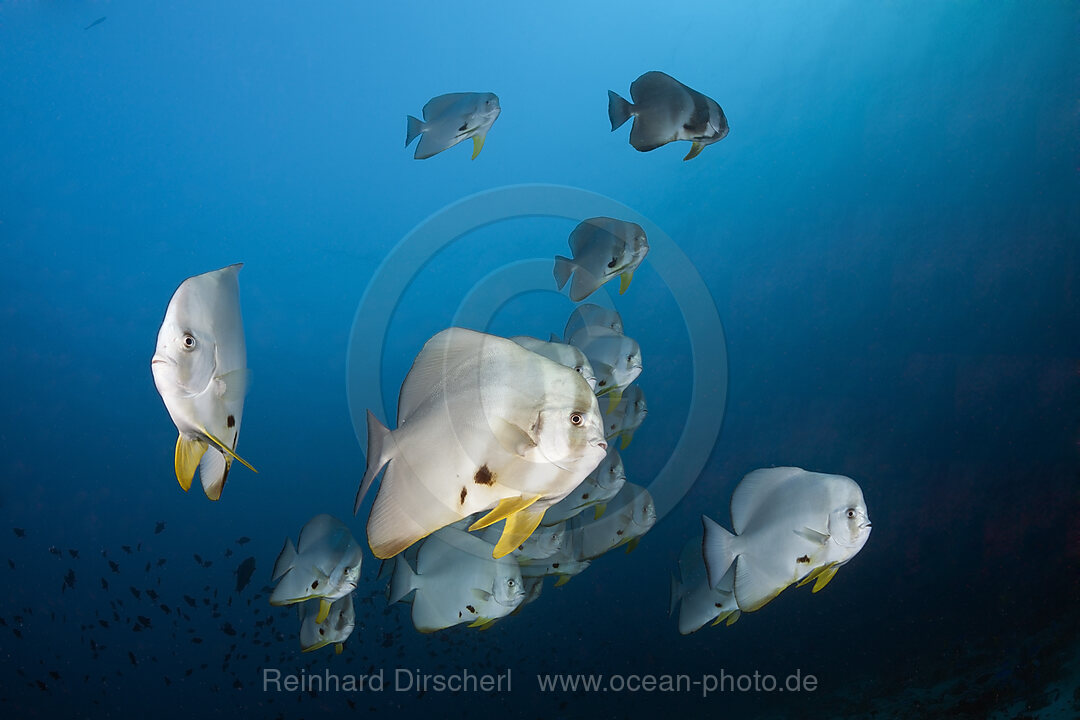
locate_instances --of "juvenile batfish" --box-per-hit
[669,537,739,635]
[608,71,728,161]
[701,467,872,612]
[554,217,649,301]
[602,385,647,449]
[512,336,597,391]
[566,325,642,408]
[541,447,626,525]
[388,527,524,632]
[562,303,623,342]
[151,264,255,501]
[298,593,355,654]
[405,92,501,159]
[270,514,363,624]
[567,482,656,560]
[355,328,608,560]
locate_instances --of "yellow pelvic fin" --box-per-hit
[796,562,835,589]
[201,429,258,474]
[468,495,541,532]
[711,610,733,627]
[607,388,623,414]
[314,597,332,624]
[624,536,640,553]
[620,431,634,450]
[334,642,344,654]
[619,271,633,294]
[554,573,572,587]
[811,564,839,593]
[471,134,485,159]
[726,610,741,626]
[174,435,208,492]
[593,503,607,520]
[683,141,705,161]
[467,616,496,629]
[492,507,546,559]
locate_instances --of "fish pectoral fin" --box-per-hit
[314,598,332,624]
[794,526,830,545]
[174,435,209,492]
[491,419,537,457]
[619,271,633,294]
[471,133,486,159]
[471,588,494,603]
[811,564,839,593]
[683,141,706,161]
[468,495,542,532]
[201,428,257,474]
[216,368,251,401]
[492,506,547,559]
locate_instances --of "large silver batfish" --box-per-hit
[702,467,872,612]
[355,328,608,560]
[151,264,255,501]
[608,71,728,161]
[406,92,501,159]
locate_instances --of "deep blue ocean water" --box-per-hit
[1,2,1078,718]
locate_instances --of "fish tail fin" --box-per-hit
[198,449,229,501]
[388,554,418,605]
[668,573,682,617]
[702,515,738,589]
[553,256,575,291]
[607,90,633,131]
[271,538,297,582]
[405,115,424,147]
[354,411,391,515]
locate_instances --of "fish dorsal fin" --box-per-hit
[421,92,470,121]
[397,327,487,423]
[730,467,803,535]
[629,71,684,104]
[568,219,605,256]
[296,514,343,555]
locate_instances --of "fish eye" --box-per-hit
[507,579,515,587]
[181,334,196,350]
[846,509,857,519]
[569,413,584,426]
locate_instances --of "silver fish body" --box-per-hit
[608,71,728,160]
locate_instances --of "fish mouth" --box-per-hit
[151,355,171,367]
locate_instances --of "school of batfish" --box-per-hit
[150,71,871,649]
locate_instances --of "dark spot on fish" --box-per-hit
[582,493,589,500]
[715,602,724,608]
[465,605,476,614]
[474,465,494,485]
[227,415,235,428]
[598,380,607,387]
[607,256,618,269]
[616,529,624,535]
[796,555,810,564]
[460,487,467,504]
[458,123,468,132]
[311,580,319,589]
[552,562,560,569]
[319,628,325,635]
